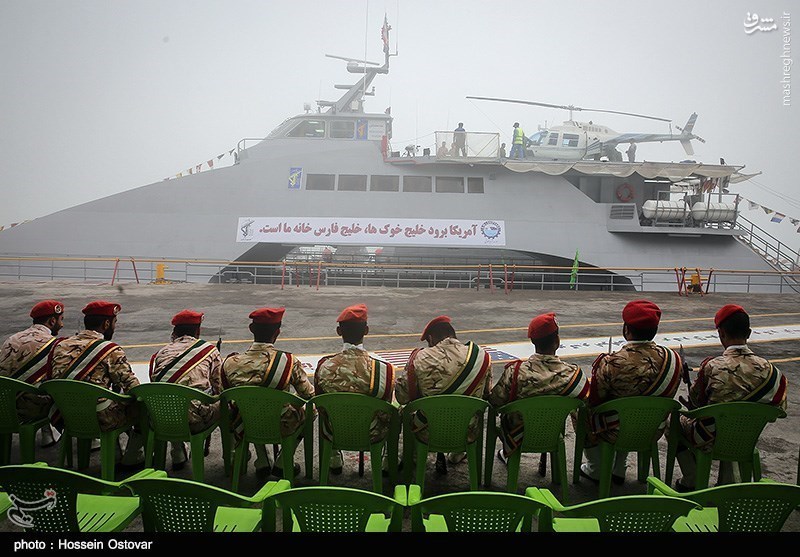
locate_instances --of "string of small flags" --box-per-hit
[162,148,237,181]
[739,195,800,233]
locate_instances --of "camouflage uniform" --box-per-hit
[588,340,681,444]
[0,324,56,421]
[396,337,492,443]
[222,342,315,437]
[680,345,788,451]
[489,353,588,454]
[314,345,394,443]
[150,335,223,433]
[50,330,140,432]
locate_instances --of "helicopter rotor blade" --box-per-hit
[467,96,671,122]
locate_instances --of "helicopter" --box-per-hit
[466,96,706,162]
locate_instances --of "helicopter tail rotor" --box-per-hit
[675,112,706,155]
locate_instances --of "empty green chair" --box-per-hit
[130,383,220,482]
[0,463,161,532]
[647,476,800,532]
[0,377,51,465]
[40,379,138,481]
[408,483,551,532]
[123,473,289,532]
[670,401,786,490]
[270,485,405,532]
[220,386,307,492]
[311,392,400,493]
[402,394,489,494]
[581,396,681,498]
[527,486,699,532]
[485,396,585,501]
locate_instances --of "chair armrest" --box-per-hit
[393,485,408,506]
[14,382,41,395]
[192,391,219,405]
[524,487,565,512]
[105,391,135,404]
[645,476,675,496]
[407,484,422,506]
[250,479,291,504]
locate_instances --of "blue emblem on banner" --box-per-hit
[356,119,368,140]
[288,167,302,189]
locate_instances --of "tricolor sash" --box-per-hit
[11,337,56,384]
[260,350,294,390]
[64,340,118,382]
[440,342,491,396]
[368,357,394,401]
[150,339,217,384]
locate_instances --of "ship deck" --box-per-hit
[1,281,797,531]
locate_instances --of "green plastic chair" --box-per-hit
[40,379,138,481]
[123,473,289,532]
[130,383,220,483]
[408,483,552,532]
[402,394,489,494]
[670,402,787,490]
[220,386,307,492]
[0,377,51,465]
[647,476,800,532]
[485,396,586,501]
[269,485,405,532]
[527,486,700,532]
[311,392,400,493]
[0,463,162,532]
[582,396,681,498]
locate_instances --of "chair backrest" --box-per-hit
[220,386,304,443]
[40,379,120,437]
[412,490,549,532]
[685,402,786,462]
[311,392,397,450]
[0,464,119,532]
[270,486,401,532]
[130,383,207,440]
[0,377,34,434]
[676,481,800,532]
[124,476,257,532]
[554,494,699,532]
[591,396,680,451]
[497,396,584,452]
[404,395,490,452]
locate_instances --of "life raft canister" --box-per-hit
[616,183,634,202]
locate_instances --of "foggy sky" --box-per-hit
[1,0,798,252]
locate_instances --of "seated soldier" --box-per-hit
[489,312,589,464]
[314,304,394,474]
[222,307,314,479]
[395,315,492,475]
[674,304,788,491]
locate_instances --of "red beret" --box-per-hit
[82,300,121,317]
[622,300,661,329]
[171,309,204,326]
[337,303,368,323]
[30,300,65,319]
[420,315,452,341]
[249,307,285,325]
[714,304,747,328]
[528,312,558,340]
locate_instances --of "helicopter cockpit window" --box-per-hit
[547,133,559,146]
[287,119,326,138]
[330,120,355,139]
[562,134,580,148]
[529,131,547,146]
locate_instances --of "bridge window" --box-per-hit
[562,133,580,147]
[467,177,484,193]
[287,119,325,138]
[306,174,335,190]
[371,175,400,192]
[330,121,355,139]
[547,133,559,146]
[403,176,432,192]
[436,177,464,193]
[338,174,367,191]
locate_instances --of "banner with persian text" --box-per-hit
[236,217,506,246]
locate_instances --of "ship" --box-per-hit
[0,21,796,293]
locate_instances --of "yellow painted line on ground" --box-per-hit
[769,356,800,364]
[119,311,800,349]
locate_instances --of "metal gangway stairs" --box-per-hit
[735,214,800,291]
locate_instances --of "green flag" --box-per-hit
[569,249,579,289]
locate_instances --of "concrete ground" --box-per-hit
[0,281,798,532]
